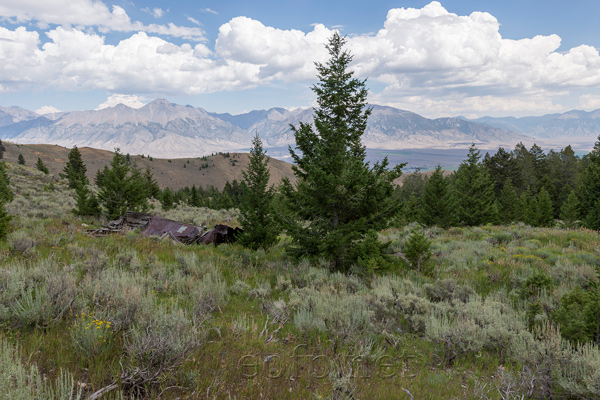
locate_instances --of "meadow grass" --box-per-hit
[0,165,599,399]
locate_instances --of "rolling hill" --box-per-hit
[1,142,296,191]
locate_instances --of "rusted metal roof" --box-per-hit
[143,217,201,241]
[87,211,205,244]
[87,211,241,245]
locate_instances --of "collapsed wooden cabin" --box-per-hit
[86,211,241,245]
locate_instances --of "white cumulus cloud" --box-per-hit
[1,1,600,117]
[96,94,147,110]
[216,17,332,81]
[577,94,600,111]
[0,0,204,41]
[0,26,258,94]
[35,105,61,114]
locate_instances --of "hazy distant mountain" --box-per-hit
[0,106,38,127]
[1,99,253,158]
[361,105,527,149]
[469,109,600,138]
[0,99,530,157]
[214,104,527,150]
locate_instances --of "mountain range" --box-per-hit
[0,100,598,158]
[467,109,600,138]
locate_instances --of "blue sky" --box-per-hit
[1,0,600,118]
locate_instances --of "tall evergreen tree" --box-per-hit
[498,177,519,224]
[452,144,497,226]
[517,188,536,225]
[482,147,517,197]
[17,154,25,165]
[73,184,100,217]
[0,140,5,159]
[560,190,580,228]
[0,162,12,240]
[397,169,426,224]
[160,187,175,211]
[143,167,160,199]
[535,187,554,227]
[558,145,580,201]
[63,146,89,189]
[577,136,600,230]
[218,191,234,210]
[95,149,149,219]
[529,143,548,186]
[420,165,455,227]
[0,162,14,204]
[539,175,559,216]
[35,158,49,174]
[280,33,403,269]
[399,169,426,202]
[512,142,536,192]
[188,184,201,207]
[238,134,279,250]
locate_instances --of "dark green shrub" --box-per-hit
[520,271,554,330]
[350,229,393,276]
[520,271,554,299]
[403,230,433,275]
[554,284,600,345]
[492,231,513,244]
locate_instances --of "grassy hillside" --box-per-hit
[1,142,296,191]
[0,163,599,399]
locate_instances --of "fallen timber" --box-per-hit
[86,211,241,245]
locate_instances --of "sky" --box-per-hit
[1,0,600,118]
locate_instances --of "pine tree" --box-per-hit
[218,191,234,210]
[17,154,25,165]
[95,149,149,219]
[35,158,49,174]
[529,143,548,184]
[0,140,5,159]
[73,184,101,217]
[482,147,517,197]
[517,188,536,225]
[0,162,14,204]
[420,165,455,227]
[188,184,200,207]
[0,162,12,240]
[403,229,433,275]
[512,142,536,192]
[498,177,519,224]
[577,136,600,230]
[452,144,497,226]
[0,201,10,241]
[535,187,554,227]
[280,33,403,269]
[63,146,89,189]
[160,187,175,211]
[238,134,279,250]
[560,190,580,227]
[143,167,160,199]
[557,145,580,205]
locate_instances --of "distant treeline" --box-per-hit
[166,140,599,231]
[396,142,598,229]
[168,180,244,211]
